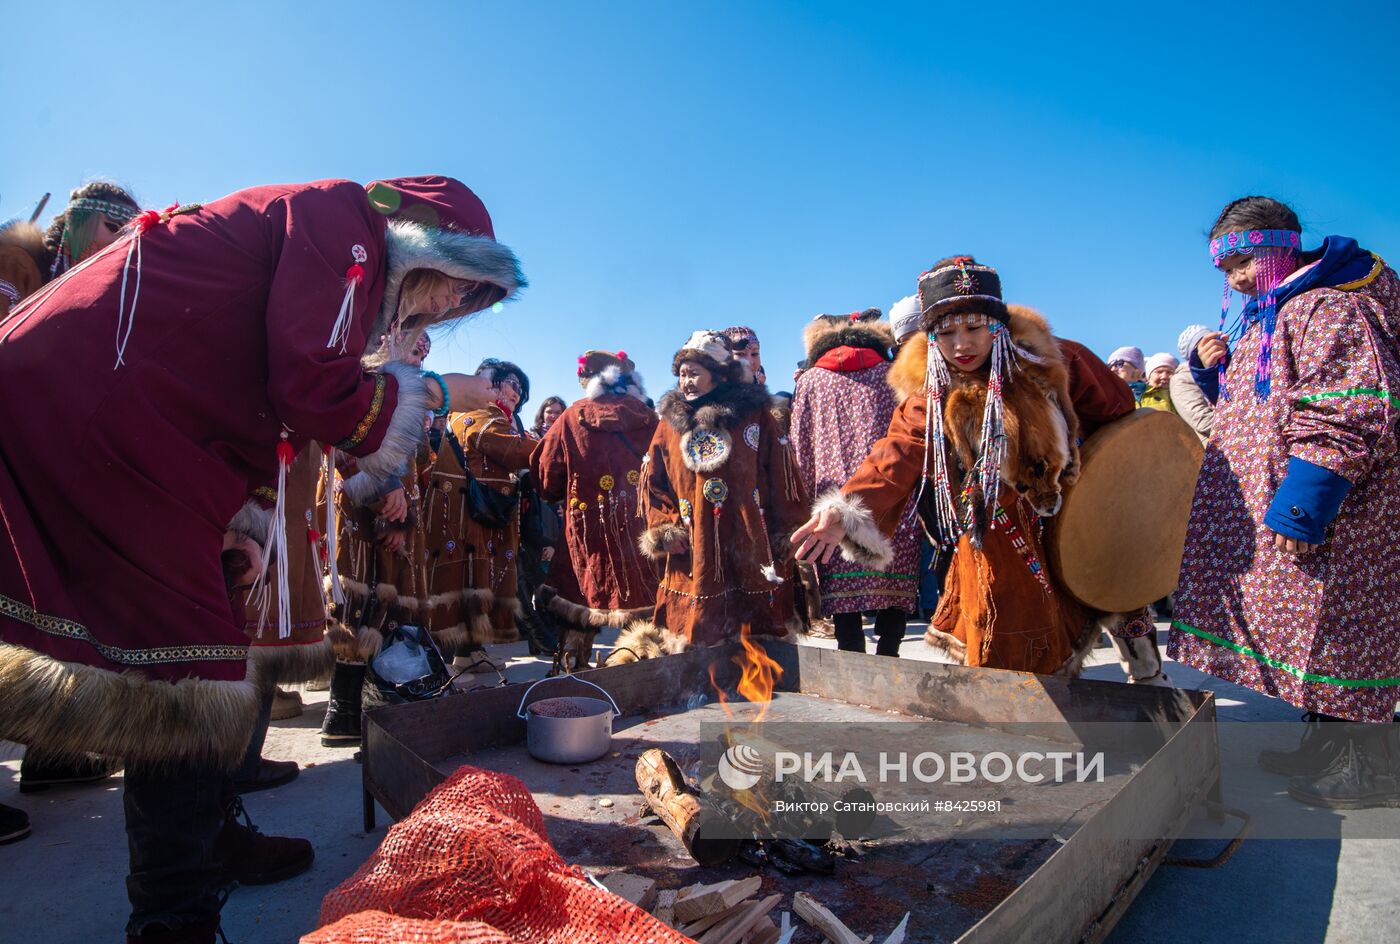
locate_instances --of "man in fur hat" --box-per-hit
[531,350,659,671]
[0,175,524,942]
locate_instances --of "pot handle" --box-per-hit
[516,675,621,719]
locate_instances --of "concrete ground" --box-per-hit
[2,624,1396,943]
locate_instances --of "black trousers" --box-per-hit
[123,761,228,935]
[833,608,908,657]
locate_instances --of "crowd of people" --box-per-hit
[0,179,1396,943]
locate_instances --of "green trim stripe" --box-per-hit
[1172,620,1400,688]
[827,571,920,581]
[1296,388,1400,410]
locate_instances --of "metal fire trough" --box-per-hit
[363,642,1219,943]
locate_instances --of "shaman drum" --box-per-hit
[1046,409,1204,612]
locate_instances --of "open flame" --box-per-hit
[709,625,784,825]
[708,624,782,724]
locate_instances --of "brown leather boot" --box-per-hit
[216,796,314,886]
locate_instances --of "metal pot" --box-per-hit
[516,676,619,764]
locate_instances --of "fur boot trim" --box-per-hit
[327,624,383,662]
[923,626,968,663]
[0,643,260,768]
[373,219,526,345]
[537,585,654,629]
[810,489,894,571]
[248,635,335,686]
[465,612,495,646]
[354,359,430,479]
[639,523,688,560]
[428,621,472,656]
[602,621,690,666]
[1055,611,1122,679]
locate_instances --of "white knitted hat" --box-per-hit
[888,294,922,343]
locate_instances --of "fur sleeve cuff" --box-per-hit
[812,489,894,571]
[340,470,402,507]
[639,523,687,560]
[355,359,429,478]
[227,499,272,546]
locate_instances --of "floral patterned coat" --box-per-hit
[1169,254,1400,722]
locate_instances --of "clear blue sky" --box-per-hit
[6,1,1398,408]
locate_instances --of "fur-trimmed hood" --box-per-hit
[657,381,772,435]
[802,312,893,366]
[888,303,1063,402]
[372,220,526,352]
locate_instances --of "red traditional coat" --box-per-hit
[0,175,521,766]
[531,391,659,613]
[641,383,809,645]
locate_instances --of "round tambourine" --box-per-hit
[1046,409,1204,612]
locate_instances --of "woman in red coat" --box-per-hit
[0,175,523,942]
[531,350,659,667]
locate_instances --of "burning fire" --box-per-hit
[708,625,784,824]
[709,624,782,724]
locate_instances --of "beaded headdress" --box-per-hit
[914,258,1035,544]
[1210,228,1301,398]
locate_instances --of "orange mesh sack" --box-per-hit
[309,766,693,944]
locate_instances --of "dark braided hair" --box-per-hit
[1209,197,1323,264]
[41,181,139,274]
[1209,197,1301,239]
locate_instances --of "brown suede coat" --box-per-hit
[641,382,808,645]
[331,454,426,647]
[452,405,539,643]
[845,307,1134,673]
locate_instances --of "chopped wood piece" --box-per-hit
[792,891,863,944]
[740,913,779,944]
[653,888,678,927]
[878,913,910,944]
[680,899,751,937]
[600,872,657,911]
[673,875,763,924]
[700,894,782,944]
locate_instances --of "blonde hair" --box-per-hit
[398,269,456,320]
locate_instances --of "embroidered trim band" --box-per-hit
[0,592,249,666]
[336,373,388,450]
[1210,229,1301,267]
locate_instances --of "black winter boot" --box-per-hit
[0,802,30,844]
[1287,722,1400,809]
[320,660,366,747]
[19,748,121,793]
[1258,712,1346,777]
